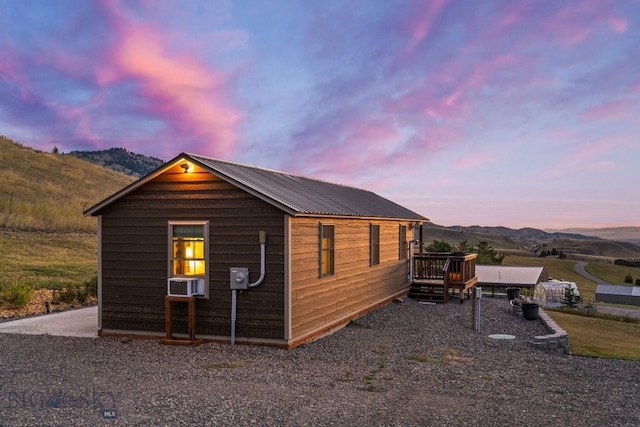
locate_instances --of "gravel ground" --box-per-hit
[1,297,639,426]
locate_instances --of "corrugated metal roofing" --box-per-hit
[85,152,427,221]
[596,284,640,297]
[476,265,545,286]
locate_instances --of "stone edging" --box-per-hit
[529,308,570,354]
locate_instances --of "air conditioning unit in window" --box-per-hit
[167,278,204,297]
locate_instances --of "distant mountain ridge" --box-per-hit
[446,224,596,241]
[66,147,165,177]
[422,222,640,259]
[546,227,640,246]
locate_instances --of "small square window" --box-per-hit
[169,222,208,278]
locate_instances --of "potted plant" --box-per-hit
[518,288,539,321]
[506,287,520,300]
[509,297,522,317]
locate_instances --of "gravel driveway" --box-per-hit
[1,297,638,426]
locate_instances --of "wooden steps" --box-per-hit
[408,279,447,303]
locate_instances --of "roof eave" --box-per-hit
[83,153,192,216]
[292,213,429,222]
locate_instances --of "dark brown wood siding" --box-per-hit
[289,217,411,340]
[98,164,285,340]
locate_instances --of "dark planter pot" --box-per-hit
[506,288,520,300]
[521,303,539,321]
[509,299,522,317]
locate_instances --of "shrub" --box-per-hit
[85,276,98,297]
[624,274,633,284]
[636,278,640,286]
[51,278,97,305]
[52,287,77,304]
[4,282,35,308]
[563,287,577,308]
[75,285,89,303]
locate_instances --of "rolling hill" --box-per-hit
[420,223,640,260]
[546,227,640,246]
[0,136,136,232]
[66,147,165,177]
[1,135,638,259]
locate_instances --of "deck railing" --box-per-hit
[412,252,477,286]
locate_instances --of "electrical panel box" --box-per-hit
[230,268,249,290]
[167,278,204,297]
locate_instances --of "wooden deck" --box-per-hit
[408,252,478,303]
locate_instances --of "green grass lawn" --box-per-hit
[503,255,640,360]
[585,262,640,286]
[0,230,97,290]
[545,309,640,361]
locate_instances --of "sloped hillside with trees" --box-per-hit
[66,147,165,177]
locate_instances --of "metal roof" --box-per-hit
[85,153,427,221]
[596,284,640,297]
[476,265,545,286]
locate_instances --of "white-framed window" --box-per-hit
[168,221,209,296]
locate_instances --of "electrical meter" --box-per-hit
[230,267,249,290]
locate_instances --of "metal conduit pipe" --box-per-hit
[231,230,267,347]
[231,289,238,346]
[249,231,267,288]
[409,240,415,282]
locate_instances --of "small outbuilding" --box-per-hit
[596,284,640,306]
[84,153,427,348]
[476,265,548,294]
[534,280,580,307]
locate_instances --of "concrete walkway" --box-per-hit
[0,306,98,338]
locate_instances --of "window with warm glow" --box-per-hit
[169,222,208,277]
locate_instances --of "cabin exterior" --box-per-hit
[84,153,427,348]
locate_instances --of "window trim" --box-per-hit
[168,220,209,298]
[370,223,380,266]
[319,223,335,277]
[399,224,407,260]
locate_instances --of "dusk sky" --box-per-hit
[1,1,639,229]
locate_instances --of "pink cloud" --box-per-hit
[385,82,469,120]
[545,134,633,177]
[399,0,450,54]
[97,3,243,157]
[288,115,401,183]
[582,99,633,121]
[543,2,629,46]
[450,151,493,169]
[589,160,616,172]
